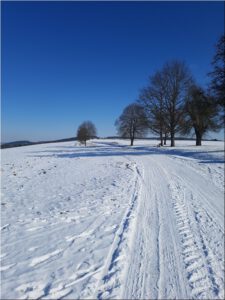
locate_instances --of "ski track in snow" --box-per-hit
[1,139,224,299]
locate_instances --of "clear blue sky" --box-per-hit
[2,1,224,142]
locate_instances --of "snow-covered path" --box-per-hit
[123,153,224,300]
[1,139,224,299]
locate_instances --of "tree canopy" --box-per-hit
[77,121,97,146]
[115,103,148,146]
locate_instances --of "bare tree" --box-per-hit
[139,61,192,147]
[139,71,168,146]
[115,103,148,146]
[76,121,97,146]
[208,35,225,123]
[181,85,221,146]
[161,61,193,146]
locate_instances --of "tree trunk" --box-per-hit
[170,131,175,147]
[160,131,163,146]
[130,138,134,146]
[164,132,167,145]
[195,130,202,146]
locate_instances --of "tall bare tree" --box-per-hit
[181,85,221,146]
[139,71,168,146]
[139,61,192,147]
[115,103,148,146]
[208,35,225,124]
[161,61,193,146]
[77,121,97,146]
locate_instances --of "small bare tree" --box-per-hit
[77,121,97,146]
[115,103,148,146]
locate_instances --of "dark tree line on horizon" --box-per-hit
[116,35,224,147]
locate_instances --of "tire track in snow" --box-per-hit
[169,175,224,299]
[170,160,224,295]
[169,155,224,192]
[121,161,147,299]
[93,163,141,299]
[167,155,224,229]
[123,157,188,300]
[123,152,224,300]
[124,190,161,300]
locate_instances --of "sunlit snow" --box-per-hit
[1,139,224,299]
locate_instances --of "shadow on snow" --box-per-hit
[28,142,225,164]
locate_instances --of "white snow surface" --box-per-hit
[1,139,224,299]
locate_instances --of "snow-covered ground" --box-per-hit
[1,139,224,299]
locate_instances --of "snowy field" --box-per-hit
[1,139,224,299]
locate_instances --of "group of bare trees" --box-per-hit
[76,36,224,147]
[116,35,224,147]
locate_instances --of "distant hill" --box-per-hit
[1,137,77,149]
[1,141,34,149]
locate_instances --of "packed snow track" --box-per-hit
[1,139,224,299]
